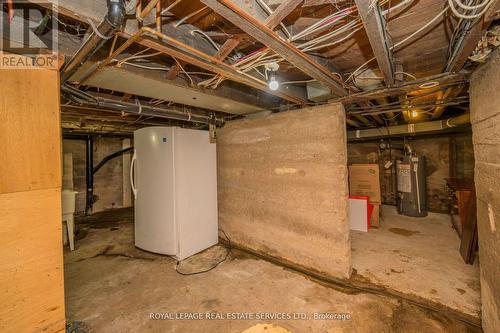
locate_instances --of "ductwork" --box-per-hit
[61,85,224,126]
[347,113,470,141]
[61,0,126,83]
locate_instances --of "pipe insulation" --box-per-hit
[348,113,470,140]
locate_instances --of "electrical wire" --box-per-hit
[255,0,291,38]
[448,0,494,19]
[347,6,450,83]
[394,71,417,80]
[160,0,183,15]
[174,5,208,27]
[191,29,220,51]
[175,229,232,276]
[301,25,364,52]
[173,57,194,86]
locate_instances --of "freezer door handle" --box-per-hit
[130,149,137,199]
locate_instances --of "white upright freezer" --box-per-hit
[130,127,218,260]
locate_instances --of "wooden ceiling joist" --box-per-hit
[116,28,305,104]
[331,72,469,104]
[355,0,395,86]
[446,1,500,72]
[214,37,242,60]
[28,0,306,105]
[264,0,303,29]
[200,0,347,97]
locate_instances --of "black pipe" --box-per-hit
[85,136,94,216]
[61,0,126,83]
[93,146,133,175]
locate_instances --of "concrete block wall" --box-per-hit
[63,137,130,214]
[217,104,351,279]
[470,48,500,333]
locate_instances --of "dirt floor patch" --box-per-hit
[388,228,420,236]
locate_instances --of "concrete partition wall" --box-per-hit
[470,49,500,333]
[217,103,351,279]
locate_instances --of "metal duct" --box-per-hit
[347,113,470,140]
[61,0,126,83]
[61,85,224,126]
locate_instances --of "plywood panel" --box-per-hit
[0,69,61,194]
[0,188,65,333]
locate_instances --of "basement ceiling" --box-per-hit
[72,63,265,115]
[9,0,499,134]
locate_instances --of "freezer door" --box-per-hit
[173,128,218,260]
[133,127,176,255]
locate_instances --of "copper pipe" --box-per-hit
[7,0,13,22]
[156,0,162,32]
[137,0,160,21]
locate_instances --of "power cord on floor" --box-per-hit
[174,228,231,276]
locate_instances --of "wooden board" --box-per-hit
[0,69,61,194]
[0,188,65,333]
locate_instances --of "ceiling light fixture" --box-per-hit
[265,62,280,91]
[268,72,279,91]
[411,110,418,118]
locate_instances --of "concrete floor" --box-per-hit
[64,208,482,332]
[350,206,480,321]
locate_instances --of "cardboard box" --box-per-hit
[370,204,380,228]
[349,164,381,205]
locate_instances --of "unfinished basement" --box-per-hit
[1,0,499,332]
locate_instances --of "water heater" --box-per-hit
[396,155,427,217]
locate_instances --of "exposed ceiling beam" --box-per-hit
[214,37,241,60]
[200,0,347,97]
[354,0,395,86]
[264,0,303,29]
[332,72,469,104]
[28,0,307,104]
[117,30,306,104]
[446,1,500,72]
[431,85,465,119]
[268,0,334,8]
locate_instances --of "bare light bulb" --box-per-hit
[411,110,418,118]
[268,73,279,91]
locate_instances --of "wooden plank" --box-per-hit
[0,188,66,333]
[264,0,303,29]
[0,69,61,194]
[0,66,65,332]
[201,0,347,97]
[214,38,241,60]
[355,0,395,86]
[446,1,500,72]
